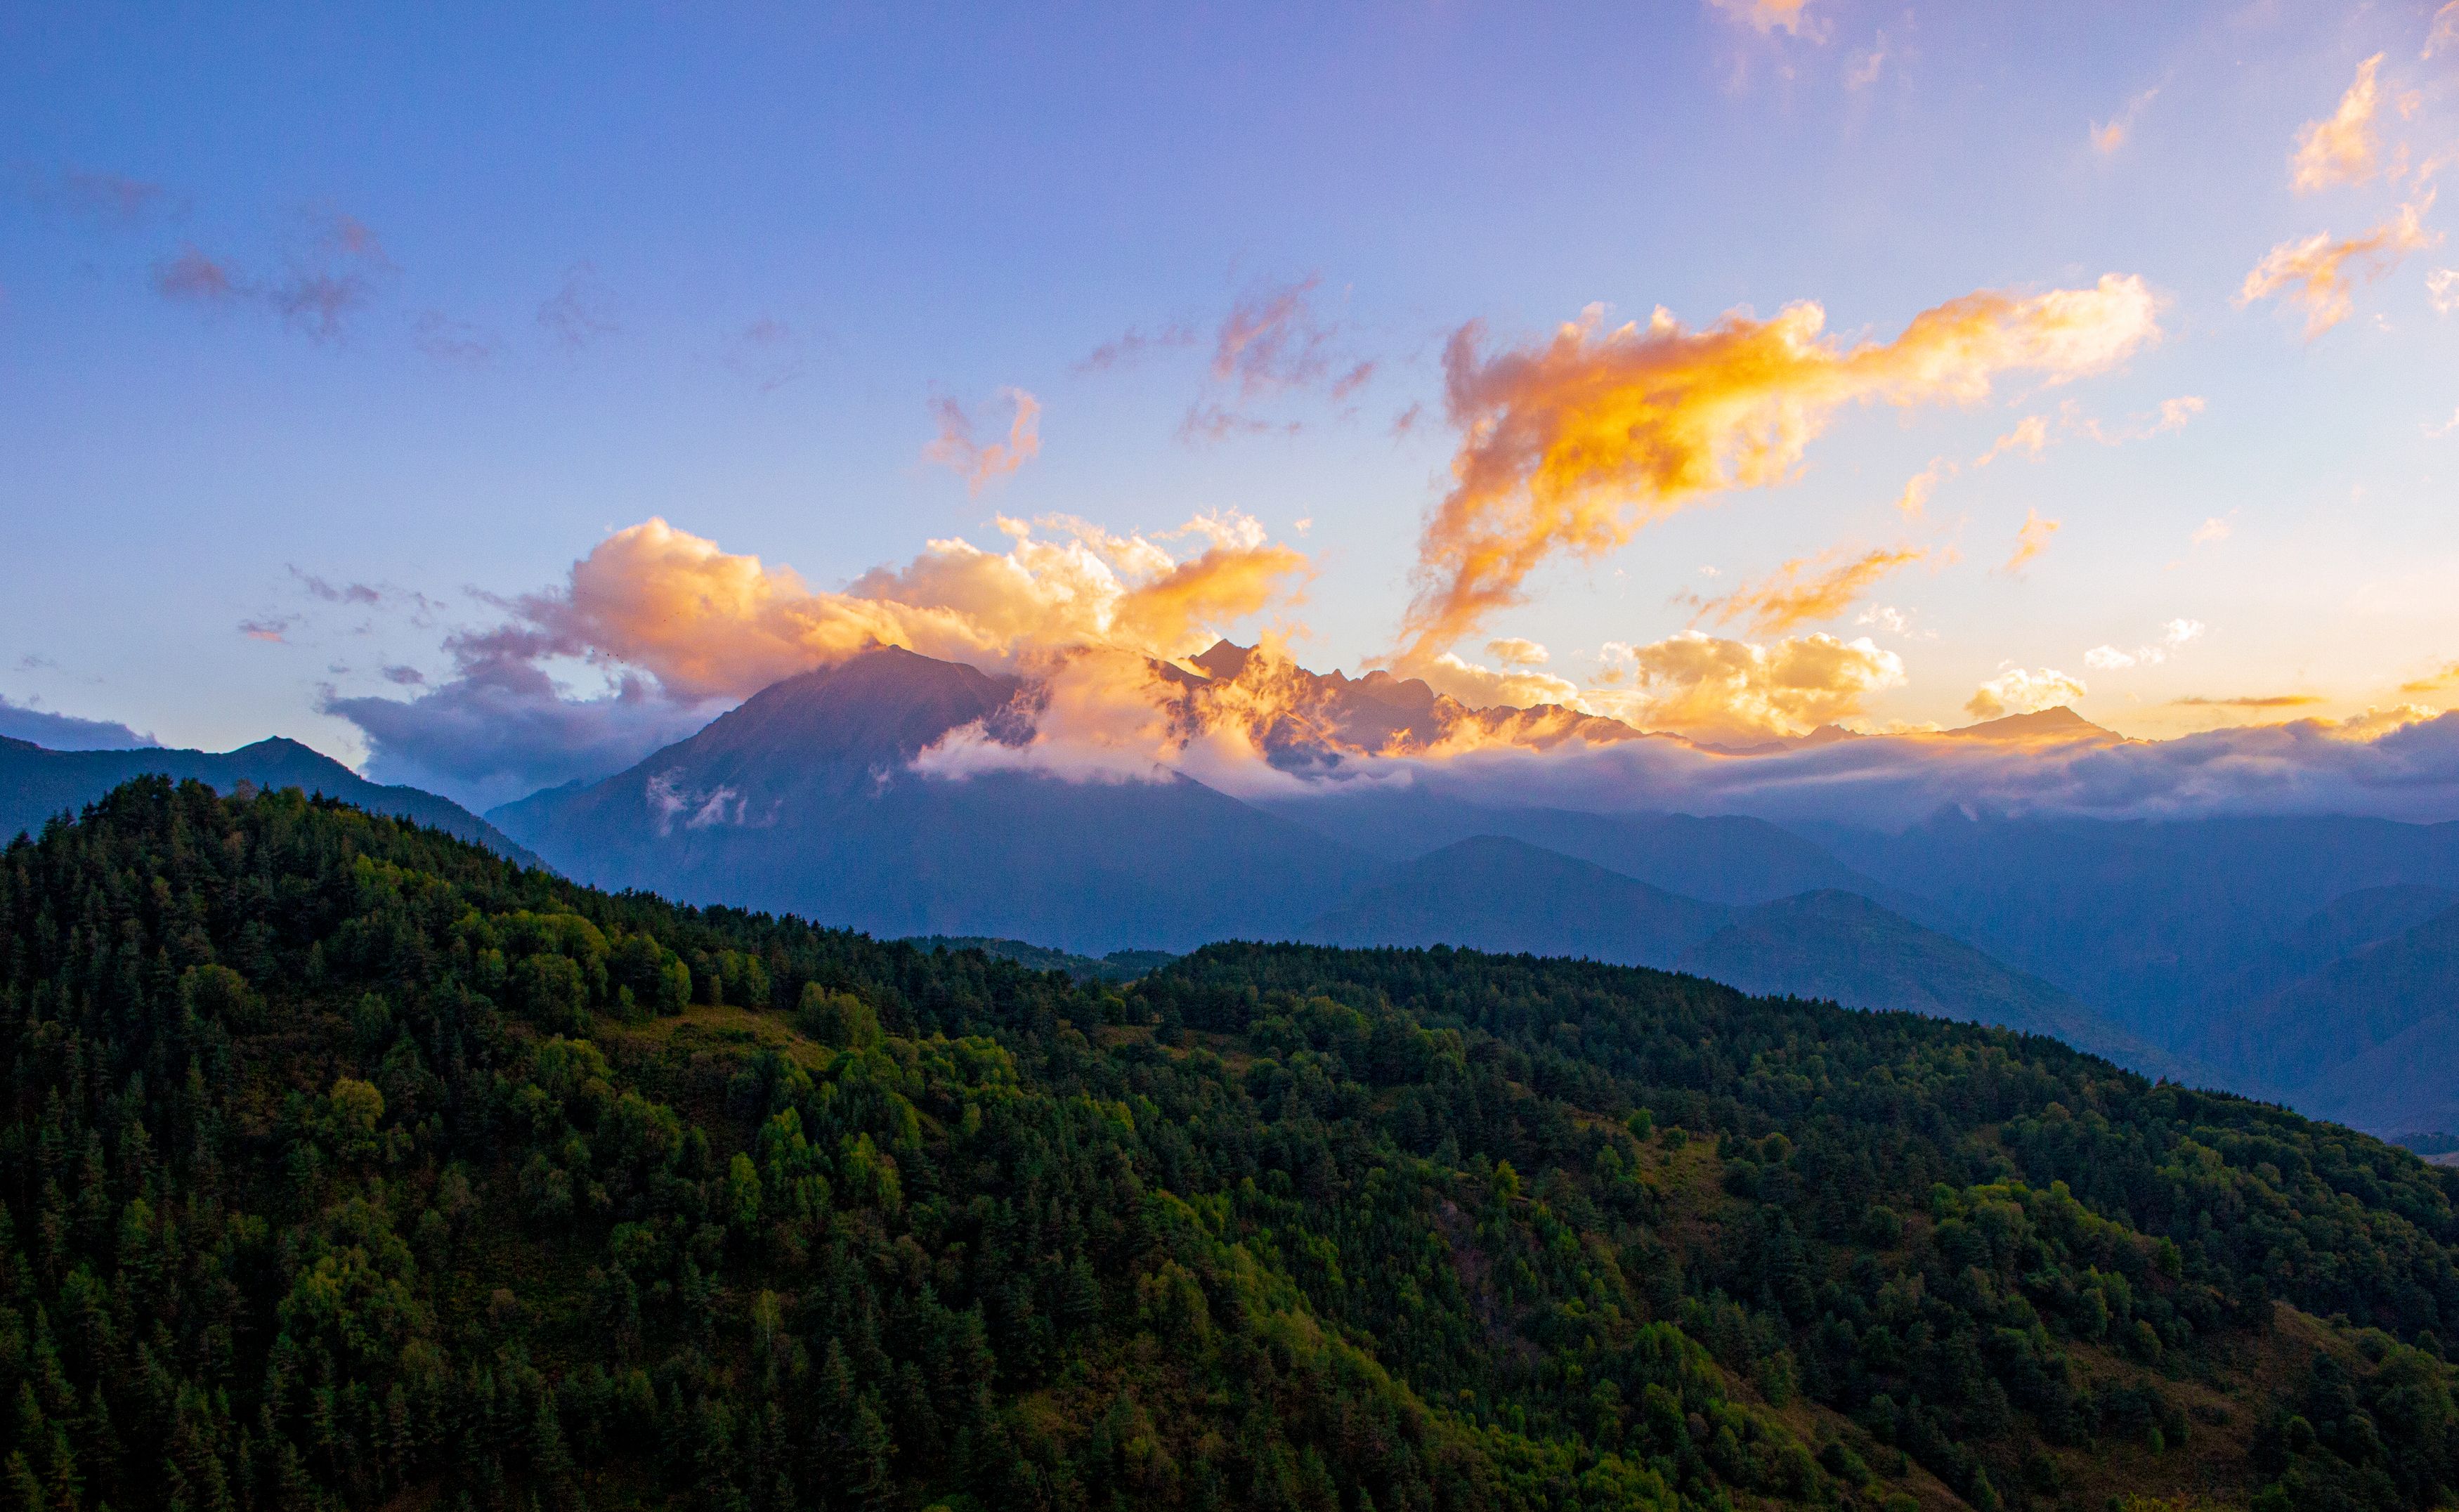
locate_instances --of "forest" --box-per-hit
[6,778,2459,1511]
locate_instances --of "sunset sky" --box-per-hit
[6,2,2459,812]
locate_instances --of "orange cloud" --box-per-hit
[1998,507,2061,575]
[1709,0,1814,36]
[1586,631,1903,744]
[544,514,1307,701]
[2239,194,2441,335]
[2092,87,2158,155]
[1976,413,2051,467]
[2172,694,2326,708]
[1894,457,1954,519]
[1966,666,2086,720]
[1400,274,2158,663]
[923,387,1042,492]
[1700,545,1929,635]
[2291,54,2386,193]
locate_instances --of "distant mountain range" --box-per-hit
[24,644,2459,1135]
[0,733,541,866]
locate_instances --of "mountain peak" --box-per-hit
[1945,705,2115,743]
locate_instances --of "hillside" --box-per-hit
[8,780,2459,1510]
[0,731,542,865]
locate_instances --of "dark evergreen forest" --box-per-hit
[6,778,2458,1511]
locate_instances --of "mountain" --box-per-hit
[0,730,542,865]
[1298,835,1730,963]
[1298,835,2171,1078]
[1258,788,1890,905]
[1676,889,2184,1078]
[14,777,2459,1512]
[1808,810,2459,1038]
[490,646,1376,952]
[903,934,1179,982]
[2184,901,2459,1133]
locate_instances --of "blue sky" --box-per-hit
[4,1,2455,807]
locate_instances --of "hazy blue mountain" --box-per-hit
[2175,883,2459,1071]
[1806,811,2459,1038]
[1677,889,2184,1078]
[1295,834,2172,1078]
[0,732,542,865]
[1298,835,1730,964]
[488,646,1376,953]
[1259,788,1886,905]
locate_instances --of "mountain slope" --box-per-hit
[1677,889,2184,1078]
[491,646,1376,951]
[0,731,542,864]
[1298,834,1730,963]
[1260,788,1885,905]
[11,778,2459,1511]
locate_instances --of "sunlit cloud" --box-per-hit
[1966,665,2086,720]
[2193,515,2234,545]
[1076,322,1196,374]
[1976,413,2051,467]
[1590,631,1903,744]
[2431,3,2459,60]
[2429,268,2459,314]
[2085,618,2205,671]
[2291,54,2385,192]
[1894,457,1954,519]
[1997,507,2061,576]
[1400,273,2159,662]
[1485,637,1550,667]
[2091,87,2159,155]
[2172,693,2325,708]
[1707,0,1815,37]
[537,261,618,351]
[923,387,1042,492]
[2238,194,2440,336]
[1700,544,1930,634]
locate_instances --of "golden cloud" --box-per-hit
[2291,54,2386,193]
[1966,666,2087,720]
[2238,193,2441,337]
[922,387,1042,492]
[1700,545,1930,635]
[1998,507,2061,576]
[1586,631,1905,745]
[1708,0,1814,35]
[1400,274,2158,663]
[551,514,1307,701]
[2171,694,2326,708]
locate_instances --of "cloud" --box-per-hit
[1485,637,1550,667]
[2291,54,2386,193]
[1400,273,2160,662]
[2085,618,2205,671]
[2172,694,2325,708]
[238,615,297,643]
[150,210,394,343]
[1416,652,1584,712]
[1582,632,1903,745]
[1076,322,1196,374]
[2239,195,2442,336]
[724,315,805,391]
[1966,666,2086,720]
[1700,545,1929,634]
[1707,0,1814,37]
[0,695,157,752]
[2402,663,2459,695]
[923,388,1042,492]
[44,169,174,231]
[2429,268,2458,315]
[292,571,383,606]
[324,657,717,812]
[1845,40,1886,89]
[414,311,502,364]
[1976,413,2050,467]
[2091,88,2159,155]
[2432,2,2459,59]
[2193,515,2234,545]
[1894,457,1954,519]
[537,262,618,351]
[1997,507,2061,575]
[153,245,244,306]
[1213,276,1338,397]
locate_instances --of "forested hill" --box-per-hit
[9,784,2459,1512]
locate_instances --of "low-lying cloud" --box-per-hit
[0,695,157,752]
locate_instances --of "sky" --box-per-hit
[6,1,2459,816]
